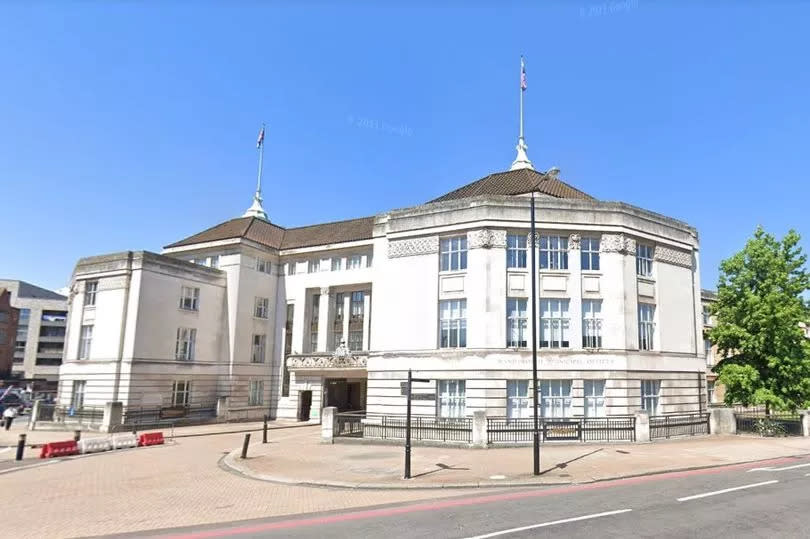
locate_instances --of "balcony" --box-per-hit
[286,349,368,372]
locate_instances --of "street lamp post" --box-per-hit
[404,368,430,479]
[530,191,541,475]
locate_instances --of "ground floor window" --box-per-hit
[249,380,264,406]
[507,380,530,419]
[172,380,191,407]
[584,380,606,417]
[70,380,86,409]
[641,380,660,414]
[348,330,363,351]
[437,380,466,418]
[539,380,572,418]
[707,381,715,404]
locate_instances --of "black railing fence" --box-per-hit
[650,413,710,439]
[335,412,472,443]
[735,411,803,437]
[50,405,105,427]
[487,416,635,444]
[120,402,217,430]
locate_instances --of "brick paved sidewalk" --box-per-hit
[228,430,810,488]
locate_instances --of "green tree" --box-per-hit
[709,227,810,411]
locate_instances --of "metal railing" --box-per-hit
[650,413,710,439]
[735,411,802,437]
[335,412,472,443]
[50,405,105,428]
[487,416,635,444]
[120,402,217,430]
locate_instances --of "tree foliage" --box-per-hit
[709,227,810,411]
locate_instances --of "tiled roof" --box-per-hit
[429,168,595,203]
[164,216,375,251]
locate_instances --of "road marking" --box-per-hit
[748,462,810,472]
[677,480,778,502]
[463,509,633,539]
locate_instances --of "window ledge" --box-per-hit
[539,270,570,275]
[439,270,467,277]
[637,276,655,284]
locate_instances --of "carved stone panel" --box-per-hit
[387,236,439,258]
[568,233,581,251]
[654,245,693,269]
[468,229,507,249]
[600,234,636,254]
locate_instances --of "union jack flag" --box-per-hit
[256,126,265,149]
[521,57,527,91]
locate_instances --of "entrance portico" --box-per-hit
[286,348,368,419]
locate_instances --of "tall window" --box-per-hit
[439,299,467,348]
[506,234,527,269]
[437,380,466,418]
[507,380,530,419]
[636,244,654,277]
[540,235,568,270]
[172,380,191,406]
[256,258,268,273]
[540,380,572,418]
[581,237,600,271]
[331,257,343,271]
[248,380,264,406]
[310,294,320,352]
[334,293,345,320]
[506,298,528,348]
[84,281,98,307]
[70,380,86,409]
[584,380,606,417]
[282,304,293,397]
[540,299,570,348]
[582,299,602,348]
[638,303,655,350]
[350,291,364,318]
[175,328,196,361]
[179,286,200,311]
[703,305,711,325]
[308,259,320,273]
[440,236,468,271]
[348,255,362,269]
[286,262,296,275]
[704,338,713,365]
[78,325,93,360]
[252,334,266,363]
[707,381,715,404]
[254,297,269,319]
[641,380,660,414]
[366,253,373,267]
[208,255,220,269]
[348,330,363,351]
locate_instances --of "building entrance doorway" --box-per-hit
[298,390,312,421]
[325,378,366,412]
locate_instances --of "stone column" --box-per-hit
[709,407,736,435]
[568,234,583,350]
[634,410,650,442]
[342,294,351,345]
[317,288,330,353]
[362,291,372,350]
[216,396,229,421]
[100,402,123,433]
[472,410,487,448]
[321,406,338,443]
[801,410,810,437]
[28,399,42,431]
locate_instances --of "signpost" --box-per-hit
[404,369,430,479]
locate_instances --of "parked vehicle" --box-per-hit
[0,393,27,416]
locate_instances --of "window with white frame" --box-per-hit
[540,380,572,418]
[208,255,220,269]
[310,294,320,352]
[350,291,364,318]
[584,380,606,417]
[179,286,200,311]
[256,258,268,273]
[348,255,362,270]
[440,236,468,272]
[78,325,93,360]
[540,235,568,270]
[366,253,373,267]
[252,334,266,363]
[506,298,528,348]
[70,380,86,409]
[707,381,715,404]
[582,299,603,348]
[248,380,264,406]
[507,380,530,419]
[704,338,713,365]
[638,303,655,350]
[331,257,343,271]
[286,262,296,275]
[175,328,196,361]
[308,259,320,273]
[254,297,269,319]
[334,293,345,320]
[348,330,363,351]
[172,380,191,406]
[641,380,660,414]
[439,299,467,348]
[581,237,600,271]
[540,299,570,348]
[84,281,98,307]
[437,380,466,418]
[636,244,654,277]
[703,305,711,325]
[506,234,527,269]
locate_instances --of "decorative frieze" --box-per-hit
[468,229,507,249]
[600,233,636,254]
[286,353,368,370]
[568,233,581,251]
[654,245,693,269]
[387,236,439,258]
[320,287,331,296]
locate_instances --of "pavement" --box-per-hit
[224,429,810,488]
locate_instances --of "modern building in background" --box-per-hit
[0,280,68,392]
[701,289,723,405]
[0,287,20,378]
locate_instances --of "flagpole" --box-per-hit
[519,56,524,142]
[256,123,265,196]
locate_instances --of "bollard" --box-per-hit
[16,433,26,461]
[74,430,81,442]
[241,433,251,459]
[263,415,268,444]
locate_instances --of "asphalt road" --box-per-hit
[113,456,810,539]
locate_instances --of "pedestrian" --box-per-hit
[3,406,17,431]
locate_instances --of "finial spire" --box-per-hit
[243,124,269,220]
[511,56,534,171]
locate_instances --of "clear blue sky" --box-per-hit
[1,2,808,292]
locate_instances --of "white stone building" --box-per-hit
[56,149,706,422]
